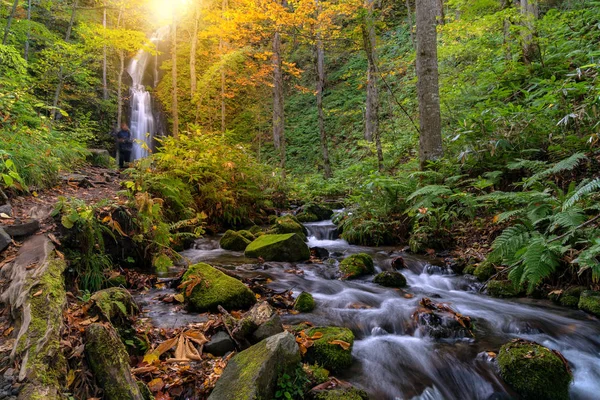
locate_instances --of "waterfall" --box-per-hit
[126,27,169,161]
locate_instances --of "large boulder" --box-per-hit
[208,331,300,400]
[295,203,333,222]
[220,230,251,251]
[182,263,256,312]
[339,253,374,279]
[373,271,406,288]
[270,215,308,241]
[497,340,571,400]
[578,290,600,316]
[85,323,144,400]
[245,233,310,262]
[303,327,354,372]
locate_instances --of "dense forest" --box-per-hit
[1,0,600,399]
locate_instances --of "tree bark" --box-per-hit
[219,0,228,132]
[315,0,332,179]
[190,3,200,98]
[2,0,19,45]
[272,31,285,175]
[520,0,538,64]
[171,9,179,139]
[102,1,108,100]
[24,0,31,60]
[416,0,443,169]
[51,0,78,121]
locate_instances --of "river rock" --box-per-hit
[3,220,40,238]
[0,203,12,216]
[252,314,284,342]
[578,290,600,316]
[373,271,407,288]
[295,203,333,222]
[413,298,474,340]
[486,280,519,298]
[497,339,571,400]
[303,327,354,372]
[311,246,329,259]
[293,292,315,312]
[208,331,300,400]
[0,228,10,253]
[204,331,236,357]
[474,263,495,282]
[182,263,256,312]
[245,233,310,262]
[391,256,406,269]
[269,215,308,241]
[85,323,144,400]
[220,230,251,251]
[339,253,374,280]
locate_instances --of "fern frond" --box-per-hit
[495,208,526,223]
[574,238,600,282]
[514,236,561,290]
[549,207,586,233]
[525,152,587,188]
[407,185,453,201]
[507,159,547,172]
[490,224,531,263]
[563,178,600,210]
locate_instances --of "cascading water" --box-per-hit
[127,27,169,161]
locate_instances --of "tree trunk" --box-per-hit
[362,0,383,171]
[24,0,31,60]
[437,0,445,24]
[272,31,285,175]
[315,0,332,179]
[51,0,78,121]
[2,0,19,45]
[405,0,414,46]
[171,9,179,139]
[219,0,228,132]
[416,0,443,169]
[520,0,538,64]
[190,3,199,98]
[102,2,108,100]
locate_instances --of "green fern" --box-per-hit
[508,236,562,291]
[563,178,600,210]
[490,224,531,264]
[574,238,600,282]
[524,152,587,188]
[407,185,453,201]
[550,207,586,232]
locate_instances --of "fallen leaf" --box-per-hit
[148,378,165,392]
[33,289,43,297]
[328,340,351,350]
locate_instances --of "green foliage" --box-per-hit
[275,365,310,400]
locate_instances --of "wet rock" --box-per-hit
[0,203,12,216]
[237,230,256,241]
[462,265,476,275]
[219,230,251,251]
[303,327,354,372]
[391,256,406,269]
[0,228,10,253]
[486,280,519,298]
[208,332,300,400]
[245,233,310,262]
[474,263,495,282]
[497,339,571,400]
[252,314,284,342]
[311,246,329,259]
[89,287,139,328]
[295,203,333,222]
[339,253,374,279]
[204,331,236,356]
[413,298,474,340]
[3,220,40,238]
[183,263,256,312]
[555,286,584,307]
[85,323,144,400]
[269,215,308,241]
[248,225,263,235]
[578,290,600,316]
[373,271,407,288]
[293,292,315,312]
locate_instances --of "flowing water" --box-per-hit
[142,219,600,400]
[127,27,169,161]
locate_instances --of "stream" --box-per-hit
[139,219,600,400]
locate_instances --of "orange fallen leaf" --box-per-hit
[328,340,351,350]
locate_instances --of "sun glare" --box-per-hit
[150,0,191,23]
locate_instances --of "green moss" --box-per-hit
[106,275,127,288]
[462,265,476,275]
[497,341,571,400]
[182,263,257,312]
[270,215,307,241]
[89,287,139,326]
[249,225,263,235]
[304,327,354,372]
[296,211,319,222]
[578,290,600,316]
[314,388,369,400]
[220,230,252,251]
[305,364,329,384]
[137,381,155,400]
[238,230,256,241]
[486,280,519,298]
[294,292,315,312]
[474,263,495,282]
[558,286,585,308]
[339,253,374,279]
[245,233,311,262]
[373,271,406,288]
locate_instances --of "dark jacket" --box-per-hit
[117,129,133,151]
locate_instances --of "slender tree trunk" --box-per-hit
[102,1,108,100]
[190,3,199,98]
[272,31,285,175]
[24,0,31,60]
[315,0,332,179]
[405,0,414,46]
[416,0,443,169]
[437,0,445,24]
[520,0,538,64]
[219,0,228,132]
[171,8,179,139]
[51,0,78,121]
[2,0,19,45]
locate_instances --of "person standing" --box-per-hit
[117,123,133,169]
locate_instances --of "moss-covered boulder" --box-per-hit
[558,286,586,308]
[373,271,407,288]
[238,230,256,241]
[313,388,369,400]
[89,287,139,328]
[182,263,257,312]
[339,253,374,279]
[486,280,519,298]
[245,233,310,262]
[303,327,354,372]
[497,340,571,400]
[462,265,476,275]
[578,290,600,316]
[85,323,144,400]
[293,292,315,312]
[474,263,495,282]
[208,332,300,400]
[220,230,252,251]
[296,203,333,222]
[248,225,263,235]
[270,215,308,241]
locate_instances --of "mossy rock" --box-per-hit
[314,388,369,400]
[558,286,586,308]
[182,263,257,312]
[270,215,308,241]
[578,290,600,317]
[293,292,315,312]
[304,327,354,372]
[305,364,329,385]
[297,203,333,222]
[462,265,476,275]
[497,340,571,400]
[339,253,374,280]
[474,263,495,282]
[486,280,519,298]
[373,271,406,288]
[89,287,139,327]
[238,230,256,241]
[220,230,252,251]
[248,225,263,235]
[245,233,310,262]
[296,212,319,223]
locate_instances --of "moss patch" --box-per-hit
[486,280,519,298]
[238,230,256,241]
[339,253,374,279]
[89,287,139,327]
[578,290,600,316]
[183,263,256,312]
[270,215,308,241]
[474,263,495,282]
[497,340,571,400]
[245,233,310,262]
[373,271,406,288]
[293,292,315,312]
[462,265,476,275]
[559,286,586,308]
[220,230,252,251]
[304,327,354,372]
[314,388,369,400]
